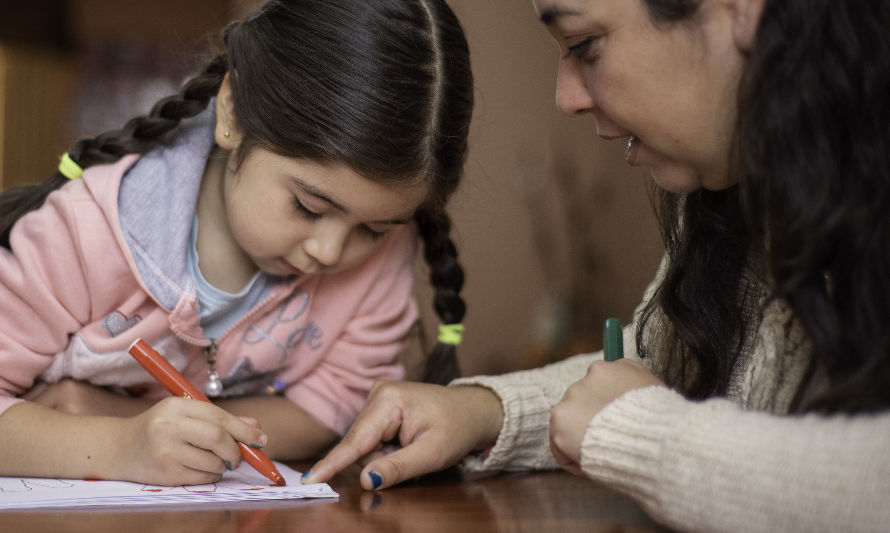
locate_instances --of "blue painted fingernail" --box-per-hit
[225,460,233,471]
[368,471,383,490]
[301,469,311,479]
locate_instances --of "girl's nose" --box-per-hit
[555,60,595,117]
[303,226,348,267]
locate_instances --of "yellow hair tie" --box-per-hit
[438,323,464,346]
[58,153,83,180]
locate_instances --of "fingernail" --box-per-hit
[250,434,268,449]
[225,460,233,471]
[368,471,383,490]
[301,469,311,480]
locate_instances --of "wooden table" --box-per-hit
[0,462,669,532]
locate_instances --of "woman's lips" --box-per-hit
[625,135,638,166]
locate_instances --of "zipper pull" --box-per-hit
[204,340,222,397]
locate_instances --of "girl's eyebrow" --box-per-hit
[289,176,412,225]
[290,176,344,211]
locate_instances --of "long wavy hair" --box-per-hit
[636,0,890,413]
[0,0,473,385]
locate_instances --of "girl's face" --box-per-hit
[533,0,751,193]
[224,149,427,277]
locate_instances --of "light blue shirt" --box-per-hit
[187,217,277,340]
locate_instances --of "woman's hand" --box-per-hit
[301,381,504,490]
[28,378,153,417]
[550,359,664,476]
[114,396,267,486]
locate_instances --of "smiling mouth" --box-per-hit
[625,135,637,165]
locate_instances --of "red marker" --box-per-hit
[128,338,286,486]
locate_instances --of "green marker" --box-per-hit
[604,317,624,362]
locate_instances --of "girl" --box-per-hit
[0,0,472,486]
[304,0,890,531]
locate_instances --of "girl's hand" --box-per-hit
[550,359,664,476]
[28,379,153,417]
[114,396,267,486]
[302,381,504,490]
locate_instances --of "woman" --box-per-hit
[303,1,890,531]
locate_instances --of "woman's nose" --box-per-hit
[555,61,595,117]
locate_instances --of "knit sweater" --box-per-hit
[454,274,890,533]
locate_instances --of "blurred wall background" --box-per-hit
[0,0,661,378]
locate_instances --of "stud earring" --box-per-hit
[224,130,230,138]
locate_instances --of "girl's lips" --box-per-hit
[280,259,303,276]
[625,135,638,166]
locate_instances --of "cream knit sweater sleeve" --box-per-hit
[453,325,637,472]
[453,259,889,532]
[452,352,597,472]
[456,359,890,533]
[583,386,890,533]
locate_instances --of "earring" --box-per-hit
[224,130,230,138]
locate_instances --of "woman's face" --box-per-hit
[533,0,750,193]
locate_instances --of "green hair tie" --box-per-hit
[438,323,464,346]
[58,153,83,180]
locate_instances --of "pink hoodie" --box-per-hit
[0,127,417,435]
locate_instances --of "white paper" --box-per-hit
[0,462,337,510]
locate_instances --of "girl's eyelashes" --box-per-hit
[291,195,322,222]
[360,225,386,241]
[292,194,387,241]
[563,36,596,60]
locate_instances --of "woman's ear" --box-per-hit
[731,0,766,52]
[214,72,242,149]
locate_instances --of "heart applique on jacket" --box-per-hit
[102,310,143,337]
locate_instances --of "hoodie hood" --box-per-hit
[117,107,216,311]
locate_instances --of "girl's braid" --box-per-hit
[69,55,228,168]
[415,206,465,384]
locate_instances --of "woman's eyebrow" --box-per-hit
[539,6,581,25]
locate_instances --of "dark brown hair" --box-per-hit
[0,0,473,384]
[637,0,890,412]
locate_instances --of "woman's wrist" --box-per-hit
[451,385,504,451]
